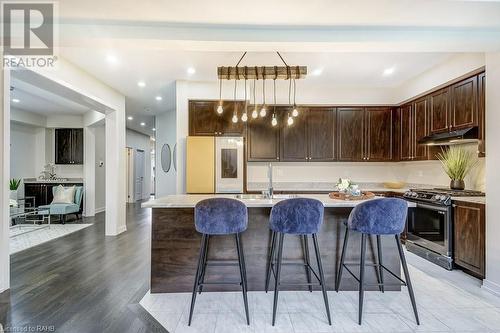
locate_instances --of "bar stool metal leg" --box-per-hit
[312,234,332,325]
[235,233,250,325]
[272,233,285,326]
[265,231,277,293]
[303,235,313,292]
[376,235,385,293]
[189,234,208,326]
[198,235,210,294]
[358,233,367,325]
[395,235,420,325]
[335,227,349,292]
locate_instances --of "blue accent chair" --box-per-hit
[336,198,419,326]
[188,198,249,326]
[266,198,331,326]
[38,186,84,223]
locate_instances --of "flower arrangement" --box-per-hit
[336,178,361,196]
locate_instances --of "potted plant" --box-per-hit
[437,146,478,190]
[9,178,21,200]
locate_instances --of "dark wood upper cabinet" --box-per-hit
[189,100,246,136]
[280,107,308,161]
[454,200,485,279]
[55,128,73,164]
[451,76,478,130]
[337,108,365,161]
[55,128,83,165]
[399,105,413,161]
[307,107,336,161]
[429,88,450,134]
[365,107,392,161]
[219,101,246,136]
[247,113,280,161]
[189,100,221,136]
[478,72,486,157]
[413,97,429,160]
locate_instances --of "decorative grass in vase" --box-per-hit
[437,146,478,190]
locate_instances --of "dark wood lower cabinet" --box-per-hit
[453,200,485,279]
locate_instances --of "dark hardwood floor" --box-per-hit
[0,203,167,333]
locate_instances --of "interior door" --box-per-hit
[134,149,145,201]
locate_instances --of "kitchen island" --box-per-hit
[143,194,412,293]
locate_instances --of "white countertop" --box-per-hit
[23,178,84,184]
[142,194,417,209]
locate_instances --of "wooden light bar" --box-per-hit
[217,66,307,80]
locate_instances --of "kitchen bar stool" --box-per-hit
[188,198,250,326]
[335,198,419,325]
[265,198,332,326]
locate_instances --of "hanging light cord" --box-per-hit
[293,78,297,106]
[273,79,277,113]
[262,79,266,105]
[253,78,256,105]
[219,77,222,101]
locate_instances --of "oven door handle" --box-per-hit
[415,202,450,212]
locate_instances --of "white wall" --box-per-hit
[126,129,152,200]
[484,52,500,296]
[156,110,177,196]
[95,125,106,212]
[1,66,11,293]
[395,53,485,102]
[10,123,38,181]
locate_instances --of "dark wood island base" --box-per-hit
[151,207,402,293]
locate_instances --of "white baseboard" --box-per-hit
[482,279,500,297]
[95,207,105,214]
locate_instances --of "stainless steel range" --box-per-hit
[403,188,485,270]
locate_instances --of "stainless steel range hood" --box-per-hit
[418,127,479,146]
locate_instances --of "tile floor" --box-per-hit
[140,251,500,333]
[10,223,92,254]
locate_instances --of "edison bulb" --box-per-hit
[260,107,267,117]
[292,108,299,117]
[251,109,258,119]
[287,115,294,126]
[217,104,224,114]
[241,113,248,122]
[271,116,277,127]
[232,114,238,123]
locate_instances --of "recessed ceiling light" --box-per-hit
[155,96,162,101]
[140,122,145,126]
[106,54,118,64]
[137,81,146,87]
[152,128,156,131]
[383,67,396,76]
[311,68,323,76]
[187,67,196,75]
[127,116,133,120]
[12,98,20,103]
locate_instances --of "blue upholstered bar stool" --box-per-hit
[265,198,332,326]
[335,198,419,325]
[188,198,249,326]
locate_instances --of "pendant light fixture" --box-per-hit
[251,78,258,119]
[292,79,299,117]
[271,78,278,127]
[287,112,294,125]
[217,77,224,114]
[260,79,267,117]
[232,70,238,123]
[241,75,248,122]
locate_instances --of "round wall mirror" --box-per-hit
[161,144,171,173]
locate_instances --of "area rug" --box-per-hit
[10,224,92,255]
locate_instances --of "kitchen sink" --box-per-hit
[235,194,298,200]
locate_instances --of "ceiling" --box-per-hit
[58,0,500,28]
[60,48,458,114]
[10,75,92,115]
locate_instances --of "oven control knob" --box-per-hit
[412,192,418,197]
